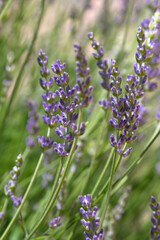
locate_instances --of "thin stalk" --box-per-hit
[0,199,8,231]
[37,158,64,221]
[26,136,79,240]
[115,143,127,171]
[0,147,30,222]
[99,147,117,229]
[0,128,50,240]
[81,117,107,194]
[0,153,45,240]
[0,198,8,230]
[51,123,160,239]
[19,212,28,238]
[96,123,160,203]
[91,147,114,197]
[0,0,45,135]
[26,109,83,239]
[19,158,59,188]
[113,123,160,190]
[1,199,8,214]
[94,144,125,203]
[0,0,13,20]
[138,119,156,133]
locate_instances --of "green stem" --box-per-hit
[0,128,50,240]
[51,123,160,239]
[1,199,8,214]
[19,212,28,238]
[36,158,64,222]
[91,147,114,197]
[0,152,45,240]
[26,136,79,240]
[81,117,107,194]
[0,147,30,190]
[0,147,30,224]
[0,0,13,20]
[0,0,45,135]
[96,123,160,204]
[99,147,117,229]
[113,123,160,190]
[26,109,83,239]
[115,143,127,171]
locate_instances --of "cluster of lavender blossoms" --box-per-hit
[74,44,93,108]
[150,196,160,239]
[4,154,23,207]
[88,32,111,112]
[88,19,154,157]
[37,47,91,156]
[79,194,103,240]
[26,100,40,148]
[141,9,160,91]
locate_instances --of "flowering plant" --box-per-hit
[0,1,160,240]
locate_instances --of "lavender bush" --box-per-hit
[0,1,160,240]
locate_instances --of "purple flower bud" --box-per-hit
[110,134,117,147]
[49,216,61,228]
[94,217,100,230]
[54,142,67,156]
[80,207,87,218]
[123,147,132,157]
[38,49,46,59]
[99,98,110,111]
[79,194,92,207]
[79,122,86,135]
[141,18,150,28]
[148,82,158,91]
[51,60,66,74]
[0,212,4,222]
[81,219,92,231]
[38,136,54,150]
[40,66,50,78]
[88,32,94,40]
[11,195,22,207]
[15,154,23,167]
[56,126,66,139]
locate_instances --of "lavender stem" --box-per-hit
[0,127,51,240]
[25,109,83,239]
[91,147,114,197]
[0,0,13,20]
[99,147,118,229]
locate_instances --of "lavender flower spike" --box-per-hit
[141,9,160,91]
[37,49,87,157]
[79,194,104,240]
[88,32,111,112]
[150,196,160,239]
[74,44,93,108]
[4,154,23,208]
[26,100,40,148]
